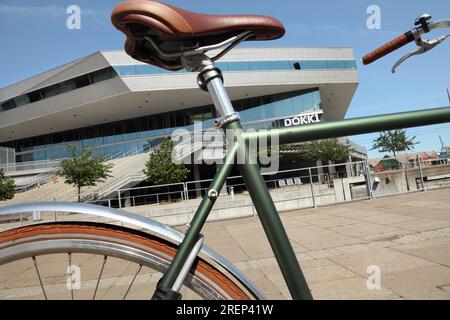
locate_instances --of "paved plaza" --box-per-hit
[201,188,450,299]
[1,188,450,299]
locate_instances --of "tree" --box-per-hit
[371,129,418,159]
[144,138,190,185]
[300,139,350,163]
[0,168,15,201]
[59,145,113,202]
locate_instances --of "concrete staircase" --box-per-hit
[80,151,150,200]
[1,176,78,205]
[0,151,153,206]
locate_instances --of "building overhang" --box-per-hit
[0,48,358,143]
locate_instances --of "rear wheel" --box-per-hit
[0,222,255,300]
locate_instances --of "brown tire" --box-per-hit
[0,222,255,300]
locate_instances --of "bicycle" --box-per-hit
[0,1,449,300]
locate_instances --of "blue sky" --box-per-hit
[0,0,449,158]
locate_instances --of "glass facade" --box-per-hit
[0,147,15,166]
[0,59,355,113]
[0,67,118,113]
[113,60,357,76]
[4,88,321,162]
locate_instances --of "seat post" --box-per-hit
[204,75,235,118]
[182,54,240,128]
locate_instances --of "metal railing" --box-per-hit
[10,158,450,214]
[95,143,165,198]
[105,146,147,161]
[87,160,366,209]
[86,170,337,211]
[2,145,148,175]
[14,172,56,193]
[1,159,61,174]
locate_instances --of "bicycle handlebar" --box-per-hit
[362,31,415,65]
[362,17,450,66]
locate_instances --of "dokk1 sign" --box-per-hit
[283,110,323,127]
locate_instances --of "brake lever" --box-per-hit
[392,33,449,73]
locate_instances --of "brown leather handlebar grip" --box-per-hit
[362,31,415,65]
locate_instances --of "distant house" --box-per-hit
[434,148,450,165]
[371,151,443,172]
[377,156,401,171]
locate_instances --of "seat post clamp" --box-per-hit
[213,112,241,128]
[197,67,224,92]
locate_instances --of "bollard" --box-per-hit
[309,168,316,208]
[229,186,235,199]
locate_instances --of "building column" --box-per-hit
[316,159,324,183]
[356,161,362,176]
[328,160,335,180]
[346,155,353,178]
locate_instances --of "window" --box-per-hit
[13,95,30,107]
[216,62,229,72]
[137,118,148,132]
[1,100,16,111]
[7,88,322,162]
[299,61,310,69]
[92,68,114,83]
[42,85,62,98]
[308,60,328,69]
[60,81,76,92]
[110,60,357,78]
[345,60,357,69]
[269,61,291,70]
[327,60,346,69]
[1,67,117,114]
[74,75,91,89]
[227,61,250,72]
[28,91,42,103]
[153,114,164,129]
[135,65,160,75]
[123,119,137,134]
[249,61,271,71]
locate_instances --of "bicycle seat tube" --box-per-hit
[198,55,313,300]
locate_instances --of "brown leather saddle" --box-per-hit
[111,0,285,70]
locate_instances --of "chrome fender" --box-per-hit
[0,202,264,299]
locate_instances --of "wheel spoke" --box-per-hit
[92,255,107,300]
[32,256,47,300]
[123,264,142,300]
[0,222,249,300]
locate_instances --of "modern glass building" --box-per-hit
[0,47,360,165]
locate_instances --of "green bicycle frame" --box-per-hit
[156,61,450,300]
